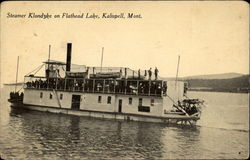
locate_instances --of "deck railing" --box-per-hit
[24,76,167,97]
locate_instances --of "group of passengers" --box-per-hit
[26,79,51,89]
[26,78,82,90]
[138,81,167,95]
[178,100,199,115]
[83,79,166,96]
[119,67,159,80]
[26,79,60,89]
[26,77,167,96]
[9,91,24,100]
[137,67,159,80]
[147,67,159,80]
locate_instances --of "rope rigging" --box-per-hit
[25,64,45,76]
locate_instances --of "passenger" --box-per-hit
[125,68,127,79]
[75,82,79,91]
[79,81,83,91]
[190,105,198,115]
[148,68,152,80]
[178,100,181,106]
[97,83,101,92]
[31,81,35,88]
[138,82,142,94]
[39,79,42,88]
[26,82,31,88]
[163,81,167,95]
[126,83,131,93]
[14,92,19,99]
[138,69,140,79]
[56,79,60,89]
[10,92,13,99]
[187,104,193,114]
[52,79,56,89]
[20,92,24,99]
[141,83,145,94]
[144,70,147,77]
[144,83,149,94]
[121,80,125,93]
[86,67,89,78]
[157,83,161,89]
[110,81,114,92]
[120,68,122,77]
[42,80,46,89]
[155,67,159,80]
[84,80,88,91]
[150,82,156,94]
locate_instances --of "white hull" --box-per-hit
[10,102,199,125]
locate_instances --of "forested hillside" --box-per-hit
[186,75,249,93]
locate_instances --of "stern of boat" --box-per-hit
[8,92,24,108]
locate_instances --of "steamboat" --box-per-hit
[8,43,204,125]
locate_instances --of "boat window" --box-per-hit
[151,99,154,106]
[60,94,63,100]
[98,96,102,103]
[138,106,150,112]
[50,93,53,99]
[139,98,142,106]
[40,92,43,98]
[129,97,132,105]
[107,96,111,104]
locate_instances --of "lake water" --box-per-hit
[0,85,249,159]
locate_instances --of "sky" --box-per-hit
[1,1,249,84]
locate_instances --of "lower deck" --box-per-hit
[23,88,165,117]
[11,88,200,125]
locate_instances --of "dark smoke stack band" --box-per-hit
[66,43,72,72]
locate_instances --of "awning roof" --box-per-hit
[43,60,66,65]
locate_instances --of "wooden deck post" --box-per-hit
[136,80,139,95]
[125,79,127,94]
[148,80,151,96]
[73,78,75,91]
[114,80,116,93]
[55,78,58,90]
[64,78,67,91]
[93,79,95,93]
[103,79,105,93]
[161,80,163,97]
[82,79,85,92]
[47,78,49,90]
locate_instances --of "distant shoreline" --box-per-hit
[189,88,249,94]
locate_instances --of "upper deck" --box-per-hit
[24,76,168,97]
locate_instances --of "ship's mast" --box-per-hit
[175,55,180,89]
[100,47,104,72]
[48,45,51,63]
[45,45,51,78]
[15,56,19,92]
[48,45,51,70]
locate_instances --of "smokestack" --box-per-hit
[66,43,72,72]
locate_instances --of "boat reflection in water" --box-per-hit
[9,107,200,159]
